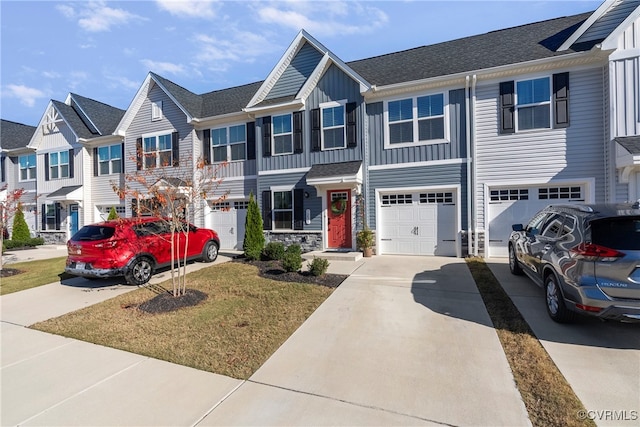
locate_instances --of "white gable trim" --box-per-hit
[601,5,640,50]
[28,102,78,150]
[558,0,617,51]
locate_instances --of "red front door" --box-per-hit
[327,190,351,249]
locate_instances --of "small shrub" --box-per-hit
[308,257,329,276]
[12,205,31,241]
[263,241,285,260]
[282,244,302,273]
[243,192,265,261]
[3,237,45,250]
[107,206,119,220]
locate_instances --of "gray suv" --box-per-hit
[508,203,640,323]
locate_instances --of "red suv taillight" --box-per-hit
[570,243,624,262]
[95,240,119,249]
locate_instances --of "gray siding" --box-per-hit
[475,67,608,229]
[258,65,364,171]
[265,42,323,101]
[258,171,322,231]
[368,162,467,230]
[197,128,257,178]
[367,88,467,167]
[578,0,640,43]
[215,177,257,200]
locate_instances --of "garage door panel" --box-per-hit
[205,201,248,251]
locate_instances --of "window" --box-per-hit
[152,101,163,121]
[273,191,293,229]
[273,114,293,155]
[538,186,583,201]
[19,154,36,181]
[516,77,551,130]
[143,133,172,168]
[387,93,446,146]
[420,192,453,204]
[45,203,57,230]
[211,124,246,162]
[97,144,122,175]
[382,194,413,205]
[490,188,529,201]
[49,151,69,179]
[322,104,345,149]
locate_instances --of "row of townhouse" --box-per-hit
[2,0,639,258]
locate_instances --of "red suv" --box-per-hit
[65,217,220,285]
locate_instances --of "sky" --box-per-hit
[1,0,604,127]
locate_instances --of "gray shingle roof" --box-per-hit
[69,93,125,135]
[150,72,203,118]
[307,161,362,179]
[48,185,82,198]
[347,12,593,86]
[201,81,264,116]
[615,136,640,154]
[1,120,36,150]
[51,100,97,140]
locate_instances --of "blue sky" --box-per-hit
[1,0,603,127]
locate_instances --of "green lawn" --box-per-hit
[0,257,72,295]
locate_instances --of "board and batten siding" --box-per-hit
[258,65,364,171]
[611,55,640,137]
[368,162,467,231]
[474,67,608,230]
[578,0,640,44]
[265,42,324,101]
[366,88,467,167]
[37,127,83,195]
[258,171,322,231]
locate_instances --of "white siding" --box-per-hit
[475,67,607,230]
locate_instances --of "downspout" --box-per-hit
[471,74,478,256]
[465,76,473,257]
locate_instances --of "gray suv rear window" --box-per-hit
[591,218,640,250]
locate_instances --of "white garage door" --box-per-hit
[487,185,585,257]
[379,191,457,256]
[205,201,248,250]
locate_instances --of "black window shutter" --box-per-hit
[346,102,357,148]
[553,72,570,128]
[262,190,272,230]
[68,149,74,178]
[121,143,124,170]
[262,117,271,157]
[246,122,256,160]
[294,188,304,230]
[202,129,211,165]
[136,138,143,171]
[311,108,321,152]
[44,153,50,181]
[499,81,515,134]
[293,111,303,154]
[41,204,46,230]
[1,155,5,182]
[93,148,99,176]
[172,132,179,166]
[55,202,61,230]
[131,198,138,217]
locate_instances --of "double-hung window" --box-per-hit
[97,144,122,175]
[273,191,293,229]
[322,103,345,149]
[211,124,246,162]
[516,77,551,130]
[387,92,446,147]
[45,203,57,230]
[143,133,172,168]
[49,151,69,179]
[19,154,36,181]
[273,114,293,155]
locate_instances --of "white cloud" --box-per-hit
[191,30,279,72]
[155,0,219,19]
[42,71,62,79]
[253,1,388,37]
[58,1,144,32]
[140,59,187,76]
[4,85,47,107]
[105,74,141,91]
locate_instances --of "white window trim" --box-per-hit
[514,75,552,133]
[272,188,294,230]
[152,101,163,121]
[19,154,36,182]
[383,90,450,149]
[320,99,347,151]
[97,144,122,176]
[49,150,70,180]
[210,122,247,163]
[272,113,294,156]
[141,130,175,169]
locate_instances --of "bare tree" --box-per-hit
[113,154,228,297]
[0,185,25,271]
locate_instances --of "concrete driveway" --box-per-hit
[487,259,640,427]
[202,255,530,426]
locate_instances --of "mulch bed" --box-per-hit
[232,257,348,288]
[137,289,208,314]
[0,268,22,278]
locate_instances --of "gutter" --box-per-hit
[465,75,473,257]
[471,74,478,256]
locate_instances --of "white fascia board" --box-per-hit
[114,73,152,136]
[601,5,640,50]
[306,174,362,187]
[246,31,309,108]
[80,134,124,148]
[558,0,617,51]
[243,99,305,115]
[192,111,251,128]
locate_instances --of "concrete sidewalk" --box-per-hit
[1,255,531,426]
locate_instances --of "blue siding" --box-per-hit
[367,88,467,166]
[265,42,323,101]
